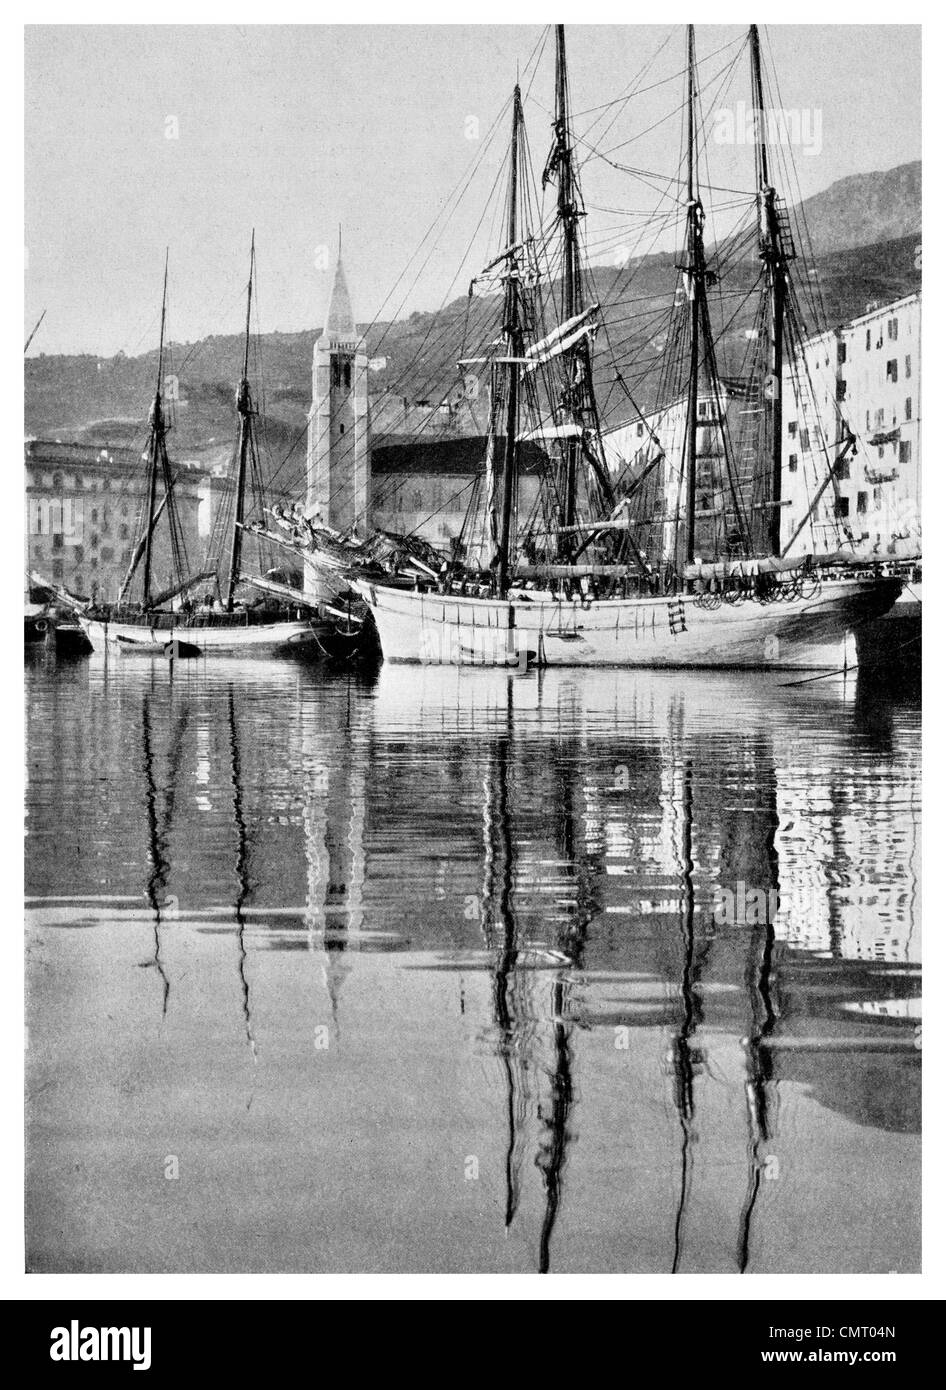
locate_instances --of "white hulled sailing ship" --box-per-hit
[355,25,901,669]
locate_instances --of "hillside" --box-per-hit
[25,162,921,475]
[797,161,920,258]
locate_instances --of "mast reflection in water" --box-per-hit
[25,654,920,1273]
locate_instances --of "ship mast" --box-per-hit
[683,25,706,571]
[547,26,614,559]
[554,25,581,556]
[750,24,794,557]
[225,232,256,612]
[141,251,169,610]
[496,86,525,597]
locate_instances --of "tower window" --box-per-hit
[343,362,352,389]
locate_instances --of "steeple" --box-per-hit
[323,250,356,340]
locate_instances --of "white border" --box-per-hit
[7,2,940,1304]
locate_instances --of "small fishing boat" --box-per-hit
[78,241,325,659]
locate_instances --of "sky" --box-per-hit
[24,24,921,358]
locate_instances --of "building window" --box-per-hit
[905,397,912,421]
[834,497,850,519]
[788,454,798,472]
[888,318,898,342]
[875,408,884,429]
[52,560,63,580]
[799,428,810,451]
[636,422,644,437]
[865,410,870,431]
[905,354,912,379]
[91,508,98,524]
[119,523,129,540]
[787,420,798,437]
[697,402,709,419]
[873,487,883,509]
[836,379,847,401]
[836,460,850,480]
[865,329,871,350]
[899,440,913,464]
[52,533,63,552]
[877,445,885,460]
[857,492,868,515]
[886,359,898,383]
[837,342,847,365]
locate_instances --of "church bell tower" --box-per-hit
[305,242,370,546]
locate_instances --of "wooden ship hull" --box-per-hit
[356,574,902,670]
[854,582,921,680]
[78,613,322,659]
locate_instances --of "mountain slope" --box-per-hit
[25,162,921,463]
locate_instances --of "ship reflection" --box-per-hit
[108,659,919,1271]
[139,685,186,1015]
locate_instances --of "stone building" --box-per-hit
[779,291,920,559]
[25,438,210,603]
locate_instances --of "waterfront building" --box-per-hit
[779,292,920,560]
[24,438,213,603]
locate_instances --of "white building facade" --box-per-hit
[780,292,920,560]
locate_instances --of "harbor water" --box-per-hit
[25,650,920,1273]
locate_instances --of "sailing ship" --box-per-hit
[78,243,324,658]
[353,25,901,669]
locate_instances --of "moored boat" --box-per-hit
[77,242,326,660]
[356,26,901,669]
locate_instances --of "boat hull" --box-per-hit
[854,583,921,680]
[78,615,322,659]
[355,576,903,671]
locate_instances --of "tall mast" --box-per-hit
[750,24,793,556]
[683,25,705,570]
[555,25,581,554]
[24,308,46,355]
[225,231,255,612]
[496,86,524,597]
[141,251,169,610]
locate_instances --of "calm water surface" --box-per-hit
[25,649,921,1273]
